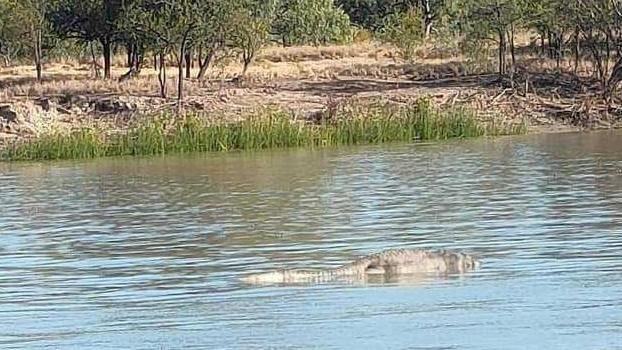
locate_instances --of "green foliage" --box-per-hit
[0,0,57,80]
[454,0,524,37]
[48,0,127,78]
[230,6,272,75]
[379,8,425,60]
[567,0,622,87]
[451,0,622,81]
[0,0,24,64]
[276,0,353,46]
[193,1,238,56]
[448,0,525,74]
[337,0,417,30]
[1,101,525,161]
[337,0,444,35]
[49,0,124,40]
[123,0,200,54]
[47,38,87,62]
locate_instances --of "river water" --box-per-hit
[1,131,621,350]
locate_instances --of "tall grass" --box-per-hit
[1,100,526,161]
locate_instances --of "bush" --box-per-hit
[378,8,425,61]
[276,0,354,46]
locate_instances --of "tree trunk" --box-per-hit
[35,59,42,82]
[421,0,433,39]
[158,52,167,98]
[605,56,622,99]
[509,25,516,70]
[133,46,142,72]
[555,32,563,69]
[185,49,192,79]
[197,43,219,80]
[34,27,43,82]
[605,35,612,78]
[127,43,134,68]
[90,41,101,79]
[177,40,187,103]
[197,52,214,80]
[547,30,555,59]
[498,30,506,76]
[197,45,205,79]
[573,28,580,75]
[242,59,250,77]
[587,37,606,88]
[241,51,254,77]
[101,38,112,79]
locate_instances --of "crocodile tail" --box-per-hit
[240,269,332,284]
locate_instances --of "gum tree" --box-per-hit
[0,0,23,66]
[194,1,239,80]
[14,0,56,81]
[124,0,202,101]
[0,0,57,80]
[337,0,445,36]
[379,7,425,60]
[230,0,278,77]
[49,0,125,79]
[449,0,525,76]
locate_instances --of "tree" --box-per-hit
[13,0,56,81]
[231,12,270,77]
[450,0,524,76]
[275,0,353,46]
[567,0,622,93]
[0,0,57,79]
[379,7,425,60]
[337,0,444,36]
[337,0,412,30]
[230,0,278,77]
[194,1,238,80]
[124,0,202,101]
[49,0,125,79]
[0,0,23,66]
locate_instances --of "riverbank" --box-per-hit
[0,99,526,161]
[1,43,620,160]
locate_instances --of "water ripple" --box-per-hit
[1,131,622,349]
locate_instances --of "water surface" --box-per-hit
[1,131,622,350]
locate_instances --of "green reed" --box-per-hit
[1,100,526,161]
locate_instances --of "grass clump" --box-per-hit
[1,99,525,161]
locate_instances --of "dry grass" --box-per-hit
[0,44,464,101]
[2,39,529,102]
[0,40,613,103]
[3,37,614,100]
[259,43,381,62]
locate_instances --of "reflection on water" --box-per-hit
[1,131,622,350]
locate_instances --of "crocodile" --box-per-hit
[240,248,480,285]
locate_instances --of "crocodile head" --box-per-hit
[458,252,481,271]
